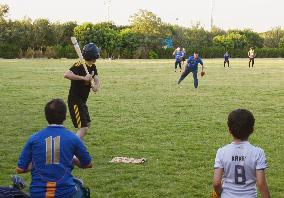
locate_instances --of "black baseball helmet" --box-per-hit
[82,43,100,61]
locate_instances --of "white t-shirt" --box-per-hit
[248,50,255,58]
[214,141,268,198]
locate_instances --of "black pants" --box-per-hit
[249,58,254,67]
[175,61,181,69]
[224,60,229,67]
[0,186,29,197]
[68,100,91,128]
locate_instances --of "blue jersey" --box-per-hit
[18,125,92,198]
[175,51,182,62]
[187,56,203,70]
[224,53,230,61]
[181,50,186,58]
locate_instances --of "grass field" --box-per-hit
[0,58,283,197]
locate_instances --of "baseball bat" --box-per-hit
[70,37,96,89]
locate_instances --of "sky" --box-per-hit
[2,0,284,32]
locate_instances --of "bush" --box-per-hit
[33,49,43,58]
[25,47,34,58]
[1,44,284,59]
[256,48,284,58]
[133,47,144,59]
[18,49,23,58]
[148,50,159,59]
[50,45,77,59]
[99,49,108,59]
[157,48,174,59]
[45,47,56,59]
[0,44,19,59]
[63,45,77,59]
[155,46,284,59]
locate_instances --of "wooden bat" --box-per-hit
[70,37,96,90]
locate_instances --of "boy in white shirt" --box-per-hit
[213,109,270,198]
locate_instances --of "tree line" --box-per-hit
[1,4,284,59]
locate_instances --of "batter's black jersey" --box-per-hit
[68,62,98,102]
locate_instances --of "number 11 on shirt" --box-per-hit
[45,136,60,164]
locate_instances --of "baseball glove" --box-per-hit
[211,190,220,198]
[201,71,205,77]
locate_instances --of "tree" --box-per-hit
[213,32,247,49]
[169,25,189,48]
[73,22,96,45]
[241,29,263,48]
[9,18,34,50]
[74,22,120,58]
[279,37,284,48]
[210,26,226,38]
[261,27,284,48]
[118,28,140,57]
[186,24,213,48]
[33,18,55,49]
[129,9,170,58]
[52,21,77,46]
[0,4,9,21]
[0,4,9,47]
[227,29,263,48]
[130,9,165,37]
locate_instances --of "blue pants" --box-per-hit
[177,67,198,88]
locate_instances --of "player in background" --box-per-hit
[224,51,230,67]
[181,48,187,66]
[172,47,182,72]
[248,47,256,67]
[177,52,205,89]
[16,99,92,198]
[64,43,100,139]
[213,109,270,198]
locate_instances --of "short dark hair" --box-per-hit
[194,51,199,54]
[227,109,255,140]
[45,99,67,124]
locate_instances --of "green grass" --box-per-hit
[0,58,283,197]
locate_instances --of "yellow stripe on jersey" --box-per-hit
[45,137,52,164]
[74,61,83,67]
[53,136,60,164]
[45,182,56,198]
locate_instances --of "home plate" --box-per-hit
[110,157,146,164]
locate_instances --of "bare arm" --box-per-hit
[91,75,100,92]
[256,170,270,198]
[73,157,93,169]
[199,58,204,72]
[64,70,92,81]
[213,168,223,197]
[16,163,32,174]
